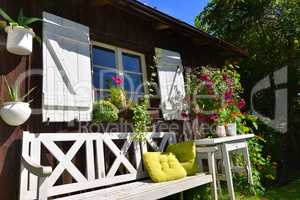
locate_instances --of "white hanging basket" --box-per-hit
[5,26,35,55]
[226,122,237,136]
[0,102,32,126]
[216,125,226,137]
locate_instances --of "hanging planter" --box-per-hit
[226,122,237,136]
[0,77,35,126]
[0,8,42,55]
[5,26,35,55]
[0,102,31,126]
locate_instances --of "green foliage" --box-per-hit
[147,54,160,96]
[3,77,35,103]
[109,87,127,109]
[186,65,245,127]
[0,8,42,29]
[92,100,119,123]
[131,96,151,141]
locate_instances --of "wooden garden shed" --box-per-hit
[0,0,246,199]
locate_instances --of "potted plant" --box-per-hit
[0,78,35,126]
[0,8,42,55]
[92,100,119,123]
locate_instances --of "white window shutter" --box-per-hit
[42,12,92,122]
[155,48,186,120]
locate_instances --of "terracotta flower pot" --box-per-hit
[0,102,32,126]
[5,26,35,55]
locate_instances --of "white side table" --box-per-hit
[195,134,254,200]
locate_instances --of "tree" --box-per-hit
[195,0,300,184]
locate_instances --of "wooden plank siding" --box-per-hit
[0,0,242,199]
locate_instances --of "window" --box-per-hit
[92,42,147,101]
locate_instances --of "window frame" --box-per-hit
[91,41,148,101]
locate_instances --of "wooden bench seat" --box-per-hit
[19,132,217,200]
[56,174,212,200]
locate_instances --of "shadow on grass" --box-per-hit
[162,179,300,200]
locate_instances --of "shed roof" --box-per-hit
[106,0,247,58]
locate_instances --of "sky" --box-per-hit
[138,0,209,26]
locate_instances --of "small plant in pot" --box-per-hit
[0,8,42,55]
[0,78,35,126]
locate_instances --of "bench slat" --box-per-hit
[55,174,212,200]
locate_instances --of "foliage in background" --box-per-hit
[92,100,119,123]
[131,96,151,141]
[195,0,300,187]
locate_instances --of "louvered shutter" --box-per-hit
[42,12,92,122]
[156,48,186,120]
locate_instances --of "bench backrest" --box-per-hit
[19,132,176,199]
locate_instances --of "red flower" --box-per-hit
[227,98,235,105]
[199,74,210,82]
[112,76,122,85]
[181,112,189,119]
[197,114,208,122]
[238,99,246,109]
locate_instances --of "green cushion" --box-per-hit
[143,152,187,182]
[166,141,198,176]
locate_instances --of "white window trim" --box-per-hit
[91,41,148,101]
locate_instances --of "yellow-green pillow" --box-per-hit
[166,141,198,175]
[143,152,187,182]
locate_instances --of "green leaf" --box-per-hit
[17,9,24,26]
[0,8,15,23]
[23,17,42,26]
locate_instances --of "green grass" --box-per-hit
[164,179,300,200]
[234,179,300,200]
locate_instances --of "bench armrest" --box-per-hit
[196,146,218,153]
[21,155,52,177]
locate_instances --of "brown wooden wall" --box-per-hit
[0,0,230,199]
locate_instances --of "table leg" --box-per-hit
[242,143,253,184]
[222,144,235,200]
[208,151,218,200]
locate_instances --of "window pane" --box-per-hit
[124,73,144,93]
[122,53,141,73]
[94,90,110,100]
[93,67,117,89]
[93,47,116,68]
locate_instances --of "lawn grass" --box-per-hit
[235,179,300,200]
[165,178,300,200]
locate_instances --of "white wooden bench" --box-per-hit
[19,132,218,200]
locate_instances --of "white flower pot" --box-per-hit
[216,125,226,137]
[5,26,35,55]
[226,123,237,136]
[0,102,32,126]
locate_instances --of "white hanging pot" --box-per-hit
[0,102,32,126]
[216,125,226,137]
[5,26,35,55]
[226,122,237,136]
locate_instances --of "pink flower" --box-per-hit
[112,76,122,85]
[209,114,219,121]
[223,74,233,86]
[224,89,233,101]
[238,99,246,109]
